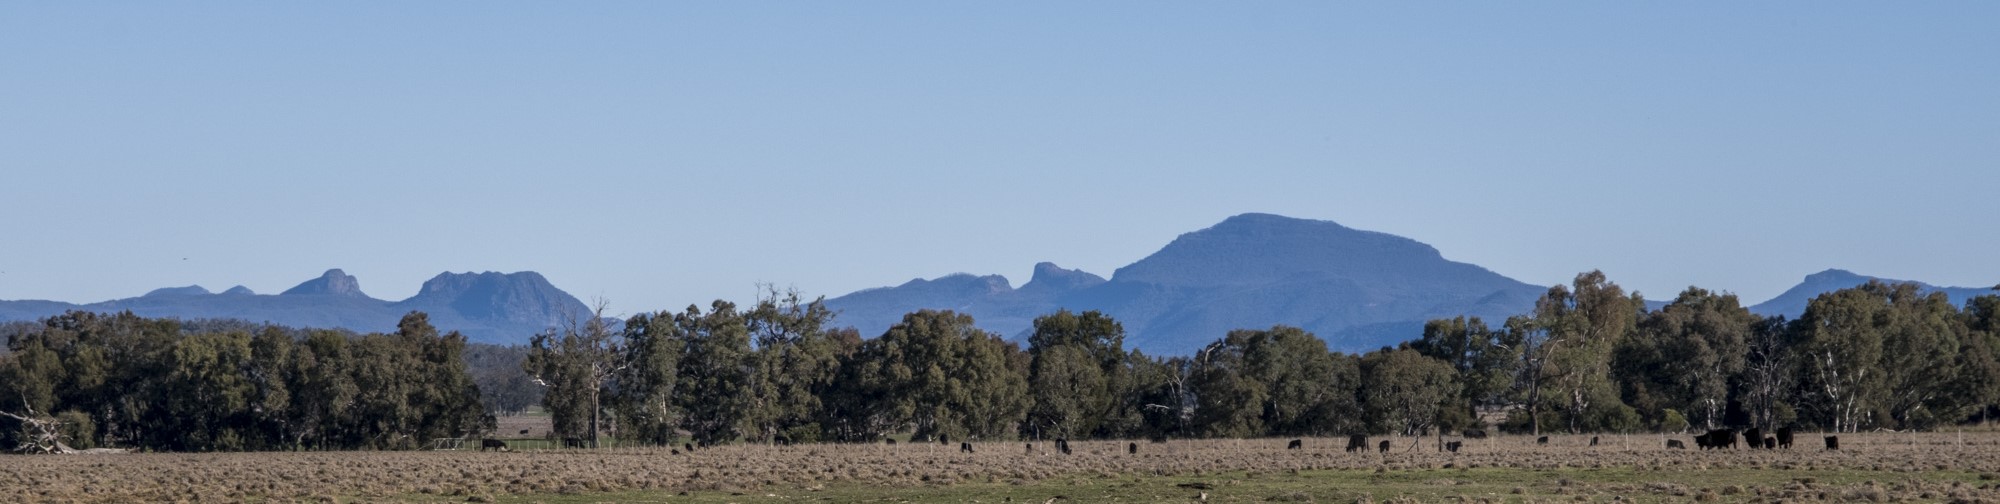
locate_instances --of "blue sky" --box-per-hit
[3,2,1995,315]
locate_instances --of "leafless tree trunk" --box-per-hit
[1,402,74,454]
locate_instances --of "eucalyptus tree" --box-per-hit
[1410,316,1519,424]
[1959,296,2000,424]
[1189,326,1357,437]
[1791,282,1897,432]
[741,289,843,443]
[1023,310,1126,440]
[1875,284,1968,429]
[1613,287,1755,430]
[610,311,681,444]
[1740,315,1794,432]
[856,310,1028,441]
[674,301,754,446]
[1529,271,1643,433]
[524,303,623,447]
[1360,348,1458,436]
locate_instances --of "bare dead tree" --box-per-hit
[1,398,74,454]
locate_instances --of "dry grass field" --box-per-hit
[6,432,2000,503]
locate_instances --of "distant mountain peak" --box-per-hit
[1020,262,1106,295]
[144,285,211,297]
[1111,213,1459,288]
[1803,269,1863,282]
[401,270,589,327]
[280,269,368,298]
[1750,268,1997,317]
[892,273,1012,293]
[221,285,256,296]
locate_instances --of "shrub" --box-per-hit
[56,410,95,449]
[1659,409,1690,433]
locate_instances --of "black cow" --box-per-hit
[1346,435,1368,453]
[1445,441,1463,453]
[1825,436,1839,450]
[563,438,588,449]
[885,439,897,446]
[1286,439,1303,450]
[1536,436,1549,445]
[1764,436,1777,449]
[960,442,974,453]
[517,429,530,436]
[685,442,695,452]
[1127,442,1138,455]
[1377,440,1390,453]
[1589,436,1599,447]
[1026,443,1035,454]
[1695,429,1736,450]
[1776,427,1794,449]
[1056,438,1071,455]
[1666,439,1685,450]
[1463,429,1488,439]
[939,434,950,445]
[1744,428,1763,450]
[480,439,508,452]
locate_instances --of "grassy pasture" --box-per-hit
[4,432,2000,503]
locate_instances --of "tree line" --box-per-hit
[528,274,2000,446]
[4,270,1996,453]
[0,311,486,452]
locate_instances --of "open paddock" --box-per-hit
[5,432,2000,503]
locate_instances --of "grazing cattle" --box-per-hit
[1286,439,1304,450]
[1536,436,1549,445]
[1744,428,1763,450]
[1764,436,1777,449]
[517,429,530,436]
[480,439,508,452]
[1346,435,1368,453]
[563,438,588,449]
[1589,436,1599,447]
[1377,440,1390,453]
[1666,439,1686,450]
[1463,429,1488,439]
[1026,443,1035,454]
[1056,438,1071,455]
[1696,429,1736,450]
[1825,436,1839,450]
[885,439,897,446]
[1445,441,1463,453]
[939,434,950,445]
[671,449,680,455]
[685,443,695,452]
[1777,427,1794,449]
[1128,442,1137,455]
[960,442,974,453]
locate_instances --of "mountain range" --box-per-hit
[2,214,1991,352]
[825,213,1548,353]
[0,269,589,345]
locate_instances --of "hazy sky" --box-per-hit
[3,2,1995,316]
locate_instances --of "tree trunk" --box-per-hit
[589,386,601,449]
